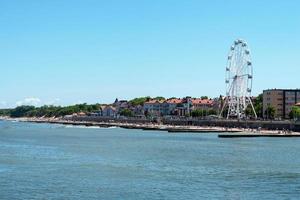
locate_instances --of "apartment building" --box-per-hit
[143,99,166,116]
[263,89,300,119]
[143,97,217,117]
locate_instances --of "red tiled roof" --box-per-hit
[166,98,182,104]
[192,98,213,105]
[144,98,214,105]
[144,99,164,104]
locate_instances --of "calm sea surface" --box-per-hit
[0,120,300,200]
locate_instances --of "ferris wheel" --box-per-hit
[220,39,257,119]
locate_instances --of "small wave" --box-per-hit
[86,126,102,129]
[107,126,118,129]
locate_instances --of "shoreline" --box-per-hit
[2,116,241,133]
[1,116,299,136]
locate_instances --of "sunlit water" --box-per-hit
[0,120,300,199]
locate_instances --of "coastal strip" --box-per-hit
[3,116,300,138]
[1,117,243,133]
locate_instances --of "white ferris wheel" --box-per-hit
[220,39,257,119]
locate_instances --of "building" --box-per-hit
[143,99,165,116]
[173,97,217,116]
[192,98,214,111]
[143,97,219,117]
[263,89,300,119]
[90,110,102,117]
[113,98,129,113]
[164,98,182,115]
[101,105,117,117]
[175,97,193,116]
[76,112,86,117]
[131,105,144,117]
[143,98,192,116]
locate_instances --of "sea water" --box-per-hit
[0,120,300,199]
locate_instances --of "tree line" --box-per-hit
[0,104,101,118]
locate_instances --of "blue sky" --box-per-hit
[0,0,299,108]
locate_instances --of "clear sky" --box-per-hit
[1,0,299,108]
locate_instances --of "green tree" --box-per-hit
[243,94,263,118]
[3,103,102,118]
[120,109,134,117]
[0,109,12,116]
[153,96,165,101]
[245,94,263,118]
[191,109,208,117]
[129,97,151,106]
[208,109,217,115]
[10,106,35,117]
[289,106,300,120]
[254,94,263,118]
[201,96,208,100]
[264,106,276,119]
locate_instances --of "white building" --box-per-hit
[102,106,117,117]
